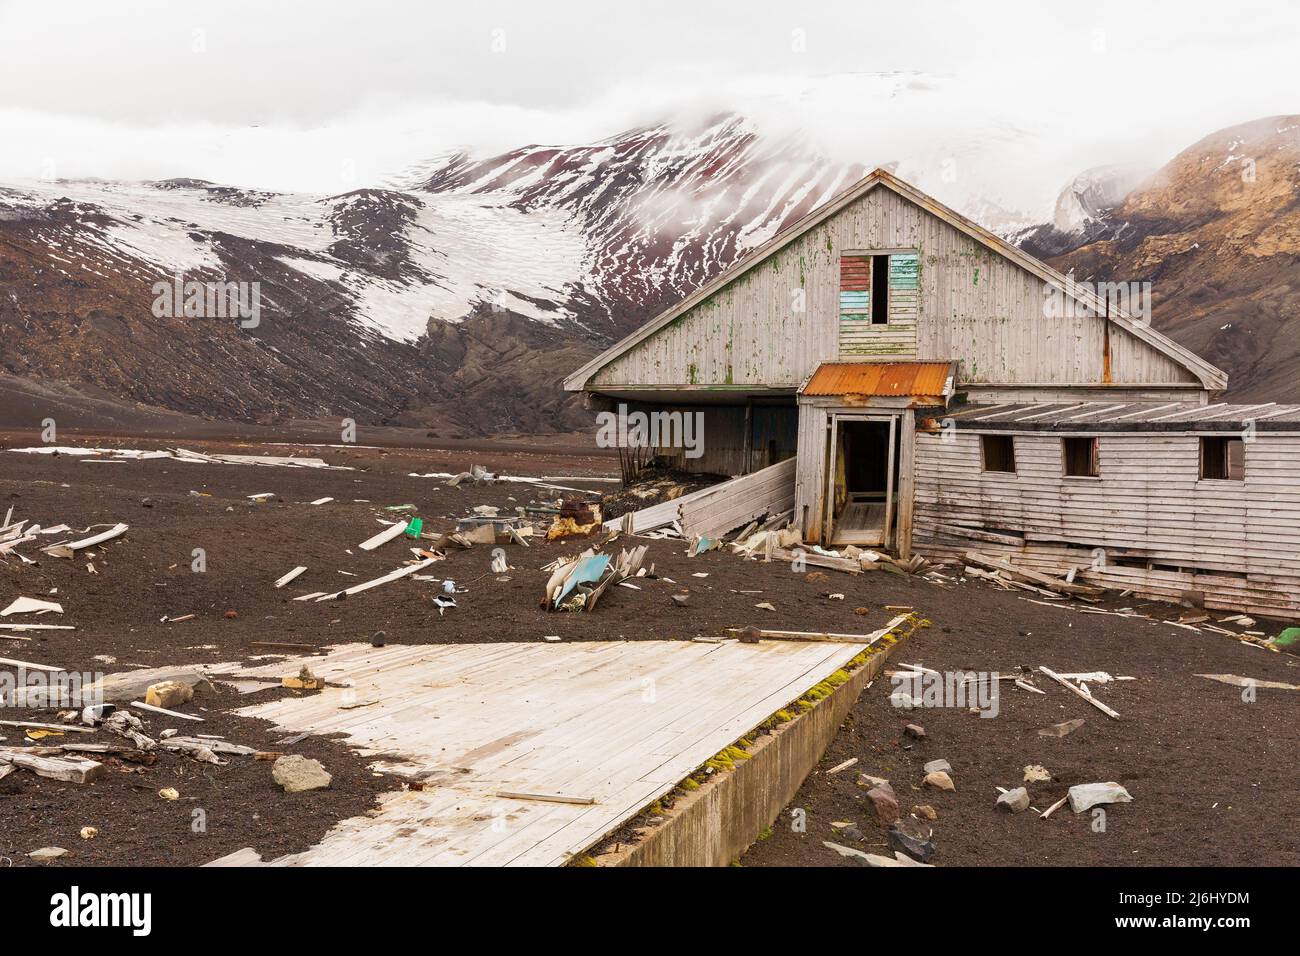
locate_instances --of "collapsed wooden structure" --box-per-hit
[566,168,1299,616]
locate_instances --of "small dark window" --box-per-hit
[1200,436,1245,480]
[1063,437,1099,477]
[981,435,1016,473]
[871,254,889,324]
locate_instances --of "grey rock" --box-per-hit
[997,787,1031,813]
[29,846,68,860]
[823,841,911,867]
[1068,782,1132,813]
[923,758,952,775]
[271,755,332,793]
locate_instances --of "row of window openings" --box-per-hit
[980,435,1246,481]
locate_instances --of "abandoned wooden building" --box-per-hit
[565,169,1300,617]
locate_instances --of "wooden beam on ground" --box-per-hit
[358,520,410,551]
[727,613,912,646]
[274,566,307,588]
[1039,666,1121,719]
[0,720,95,733]
[495,790,596,806]
[0,750,106,783]
[129,700,204,721]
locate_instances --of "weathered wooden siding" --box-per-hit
[794,403,830,542]
[590,186,1198,391]
[911,430,1300,616]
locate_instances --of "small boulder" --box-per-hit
[856,772,889,789]
[923,771,955,792]
[1068,782,1132,813]
[888,819,935,863]
[29,846,68,861]
[904,723,926,739]
[865,786,900,825]
[159,787,179,800]
[997,787,1031,813]
[912,804,938,821]
[923,758,952,776]
[272,755,332,793]
[145,680,194,710]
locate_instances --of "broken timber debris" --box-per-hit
[43,523,128,559]
[358,519,411,551]
[1039,666,1121,719]
[965,552,1105,599]
[274,566,307,588]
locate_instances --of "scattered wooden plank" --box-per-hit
[727,613,911,646]
[43,522,128,557]
[1040,795,1069,819]
[0,720,95,733]
[1039,666,1121,719]
[1,597,63,616]
[0,656,64,673]
[274,566,307,588]
[129,700,204,722]
[358,520,410,551]
[1195,673,1300,691]
[826,757,858,775]
[495,790,596,806]
[314,557,437,602]
[0,750,106,783]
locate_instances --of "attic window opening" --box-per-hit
[980,435,1016,473]
[871,254,889,324]
[1200,436,1244,481]
[1062,437,1099,477]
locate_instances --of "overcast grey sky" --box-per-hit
[1,0,1296,213]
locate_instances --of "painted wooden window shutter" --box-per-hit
[888,252,919,324]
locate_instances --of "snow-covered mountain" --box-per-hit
[0,114,867,433]
[1,112,1293,433]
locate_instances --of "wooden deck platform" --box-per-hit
[207,639,866,866]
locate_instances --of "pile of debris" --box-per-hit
[541,545,649,613]
[0,506,128,568]
[962,551,1105,601]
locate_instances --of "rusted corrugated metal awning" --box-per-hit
[800,361,955,399]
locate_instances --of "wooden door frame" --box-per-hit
[823,411,899,547]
